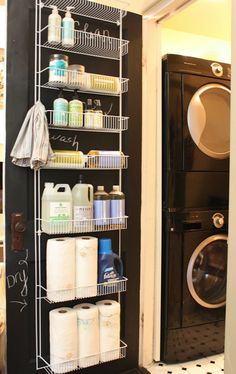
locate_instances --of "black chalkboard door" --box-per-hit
[5,1,143,374]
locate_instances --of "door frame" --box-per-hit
[140,0,233,368]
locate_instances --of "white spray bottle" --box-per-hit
[62,7,75,47]
[48,5,61,44]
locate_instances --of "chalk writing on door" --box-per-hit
[50,134,80,151]
[7,249,28,312]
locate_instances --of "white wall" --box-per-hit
[161,27,231,63]
[224,1,236,372]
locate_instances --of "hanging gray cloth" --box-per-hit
[10,101,54,169]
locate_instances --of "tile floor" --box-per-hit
[148,354,224,374]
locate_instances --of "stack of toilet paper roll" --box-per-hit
[50,300,120,371]
[46,236,98,302]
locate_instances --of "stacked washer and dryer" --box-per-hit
[161,54,231,363]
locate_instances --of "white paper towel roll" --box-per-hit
[96,300,120,362]
[75,236,98,298]
[47,238,76,302]
[74,303,100,368]
[50,308,78,373]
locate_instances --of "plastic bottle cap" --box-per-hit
[45,182,54,188]
[112,185,120,191]
[97,186,104,191]
[78,175,84,184]
[99,238,112,254]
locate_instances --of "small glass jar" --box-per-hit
[68,64,85,89]
[49,54,69,86]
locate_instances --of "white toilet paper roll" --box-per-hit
[47,238,76,302]
[50,308,78,374]
[74,303,100,368]
[96,300,120,362]
[75,236,98,298]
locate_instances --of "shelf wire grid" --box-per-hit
[47,110,129,132]
[37,277,128,303]
[39,67,129,95]
[39,216,128,235]
[41,0,127,24]
[37,340,127,373]
[40,26,129,60]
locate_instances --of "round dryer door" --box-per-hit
[187,84,230,159]
[187,234,227,309]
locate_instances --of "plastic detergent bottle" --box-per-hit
[41,183,72,233]
[93,186,110,226]
[48,5,61,44]
[72,175,93,228]
[68,91,83,128]
[98,238,123,283]
[109,185,125,224]
[62,7,75,47]
[53,91,68,126]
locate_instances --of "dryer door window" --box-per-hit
[187,84,230,159]
[187,234,227,309]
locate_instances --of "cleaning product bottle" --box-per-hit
[94,186,110,226]
[48,5,61,44]
[68,91,83,128]
[62,7,75,47]
[72,175,93,229]
[84,98,94,128]
[109,185,125,225]
[93,99,103,129]
[53,91,68,126]
[41,183,72,233]
[98,238,123,283]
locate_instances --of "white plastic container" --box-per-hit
[41,183,72,233]
[62,7,75,47]
[48,5,61,44]
[72,176,93,230]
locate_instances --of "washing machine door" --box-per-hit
[187,234,227,309]
[187,84,230,159]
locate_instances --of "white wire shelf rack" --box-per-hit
[39,67,129,96]
[40,26,129,60]
[39,216,128,235]
[47,110,129,132]
[37,277,128,303]
[37,340,127,373]
[41,0,127,24]
[44,153,129,170]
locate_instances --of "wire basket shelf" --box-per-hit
[40,67,129,96]
[44,153,129,170]
[39,216,128,235]
[41,0,127,24]
[41,26,129,60]
[37,340,127,373]
[37,277,128,303]
[47,110,129,132]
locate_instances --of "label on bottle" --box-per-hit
[53,99,68,126]
[93,112,103,129]
[84,112,94,128]
[94,200,110,225]
[48,17,61,44]
[69,101,83,127]
[49,202,71,221]
[62,20,74,42]
[74,206,93,228]
[103,267,120,282]
[110,199,125,224]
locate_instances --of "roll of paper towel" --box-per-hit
[96,300,120,362]
[75,236,98,298]
[74,303,100,368]
[47,237,76,302]
[50,308,78,373]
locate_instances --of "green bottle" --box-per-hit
[68,91,83,128]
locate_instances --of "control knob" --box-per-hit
[212,213,224,228]
[211,62,223,77]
